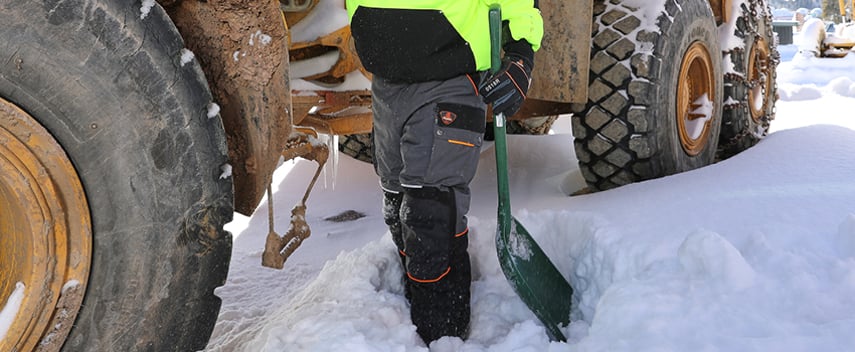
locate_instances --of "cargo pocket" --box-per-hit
[424,103,486,187]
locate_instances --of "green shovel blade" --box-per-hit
[495,214,573,341]
[489,5,573,342]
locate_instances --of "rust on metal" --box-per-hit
[0,97,91,352]
[677,42,716,156]
[292,90,373,135]
[527,0,591,104]
[708,0,731,25]
[290,26,367,85]
[164,0,293,215]
[262,128,329,269]
[512,99,575,120]
[281,0,319,27]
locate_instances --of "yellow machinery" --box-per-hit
[0,0,779,350]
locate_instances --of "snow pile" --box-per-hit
[210,123,855,351]
[797,18,826,56]
[828,77,855,98]
[206,36,855,352]
[777,46,855,100]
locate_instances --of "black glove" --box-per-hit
[479,40,534,117]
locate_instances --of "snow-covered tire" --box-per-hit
[340,133,375,163]
[0,2,232,351]
[574,0,722,190]
[717,1,778,160]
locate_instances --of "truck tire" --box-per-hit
[0,2,232,351]
[574,0,723,190]
[340,133,375,163]
[717,1,778,160]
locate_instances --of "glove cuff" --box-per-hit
[503,38,535,70]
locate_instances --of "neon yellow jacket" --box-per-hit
[346,0,543,82]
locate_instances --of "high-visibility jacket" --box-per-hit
[346,0,543,83]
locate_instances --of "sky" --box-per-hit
[202,27,855,352]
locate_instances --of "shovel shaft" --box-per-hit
[488,5,573,342]
[489,6,513,230]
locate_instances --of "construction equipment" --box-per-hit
[842,0,854,21]
[0,0,779,350]
[824,0,855,57]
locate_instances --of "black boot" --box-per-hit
[401,187,471,343]
[383,191,406,270]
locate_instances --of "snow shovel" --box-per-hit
[488,5,573,342]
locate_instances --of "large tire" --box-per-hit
[339,133,375,163]
[717,0,778,160]
[574,0,723,190]
[0,2,232,351]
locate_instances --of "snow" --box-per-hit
[289,0,350,44]
[220,164,232,180]
[797,18,826,56]
[717,0,749,53]
[0,282,25,342]
[688,93,713,139]
[249,31,272,46]
[203,38,855,351]
[180,49,195,67]
[140,0,156,20]
[61,280,80,293]
[207,102,221,119]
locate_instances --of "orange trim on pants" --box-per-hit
[455,228,468,238]
[407,267,451,283]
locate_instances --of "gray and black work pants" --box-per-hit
[372,73,486,343]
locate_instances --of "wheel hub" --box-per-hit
[748,37,773,123]
[0,97,91,352]
[677,41,716,156]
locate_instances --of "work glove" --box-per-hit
[479,39,534,118]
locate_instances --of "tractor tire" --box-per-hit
[0,2,232,351]
[574,0,723,191]
[717,0,779,160]
[339,133,375,163]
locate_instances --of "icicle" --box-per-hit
[314,133,339,190]
[330,134,340,190]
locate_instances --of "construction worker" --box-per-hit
[346,0,543,344]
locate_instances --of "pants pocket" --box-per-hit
[424,103,485,187]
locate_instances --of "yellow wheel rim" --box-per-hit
[677,41,716,156]
[748,37,772,123]
[0,97,91,352]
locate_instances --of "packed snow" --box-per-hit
[0,283,25,342]
[204,34,855,352]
